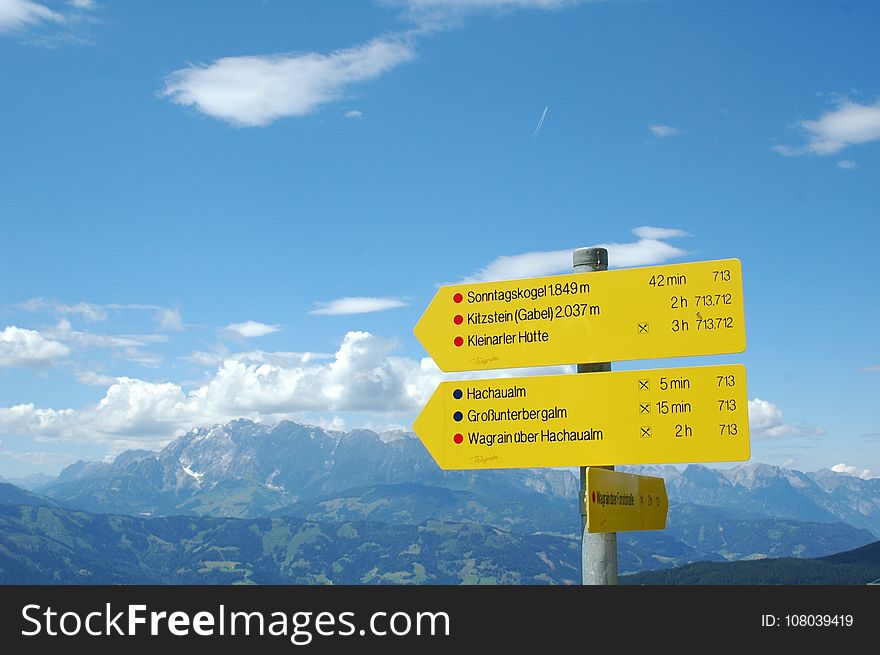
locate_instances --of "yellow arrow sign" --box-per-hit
[413,364,749,470]
[415,259,745,371]
[583,468,668,533]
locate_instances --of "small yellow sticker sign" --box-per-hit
[414,259,745,371]
[583,468,668,533]
[412,364,749,470]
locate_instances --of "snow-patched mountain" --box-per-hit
[39,419,880,537]
[41,420,577,518]
[624,463,880,536]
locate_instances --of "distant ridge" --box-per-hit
[621,539,880,585]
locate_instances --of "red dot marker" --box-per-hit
[453,314,463,325]
[453,293,463,303]
[453,433,463,444]
[454,336,464,347]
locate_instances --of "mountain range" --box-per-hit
[622,540,880,585]
[36,419,880,535]
[0,419,877,582]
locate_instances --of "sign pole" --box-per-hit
[573,246,618,585]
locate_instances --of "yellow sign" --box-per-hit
[414,259,745,371]
[413,364,749,470]
[583,468,668,533]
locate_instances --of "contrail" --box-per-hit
[534,105,549,138]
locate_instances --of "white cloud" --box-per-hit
[460,226,688,282]
[534,105,549,137]
[61,302,108,322]
[0,381,191,447]
[21,298,108,322]
[75,370,117,386]
[748,398,789,437]
[396,0,581,19]
[632,226,691,240]
[392,0,585,31]
[748,398,824,439]
[461,249,571,283]
[649,124,681,137]
[836,159,858,169]
[120,348,162,368]
[344,109,364,119]
[309,296,408,315]
[221,320,281,339]
[597,238,688,268]
[831,463,874,480]
[21,298,184,330]
[187,350,224,367]
[155,307,184,331]
[0,325,70,367]
[0,329,583,453]
[162,37,415,127]
[775,99,880,156]
[0,449,83,476]
[229,350,331,366]
[46,319,167,350]
[0,331,439,449]
[186,349,328,369]
[0,0,63,33]
[68,0,95,8]
[404,0,578,7]
[862,364,880,372]
[193,331,430,415]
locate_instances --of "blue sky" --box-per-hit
[1,0,878,480]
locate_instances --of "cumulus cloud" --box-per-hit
[0,0,63,33]
[0,325,70,367]
[836,159,858,170]
[748,398,789,437]
[309,296,408,315]
[774,99,880,156]
[748,398,824,439]
[344,109,364,119]
[460,226,689,282]
[649,124,681,137]
[221,321,281,339]
[0,328,581,453]
[162,37,415,127]
[831,463,874,480]
[0,331,440,449]
[193,331,432,415]
[0,382,191,447]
